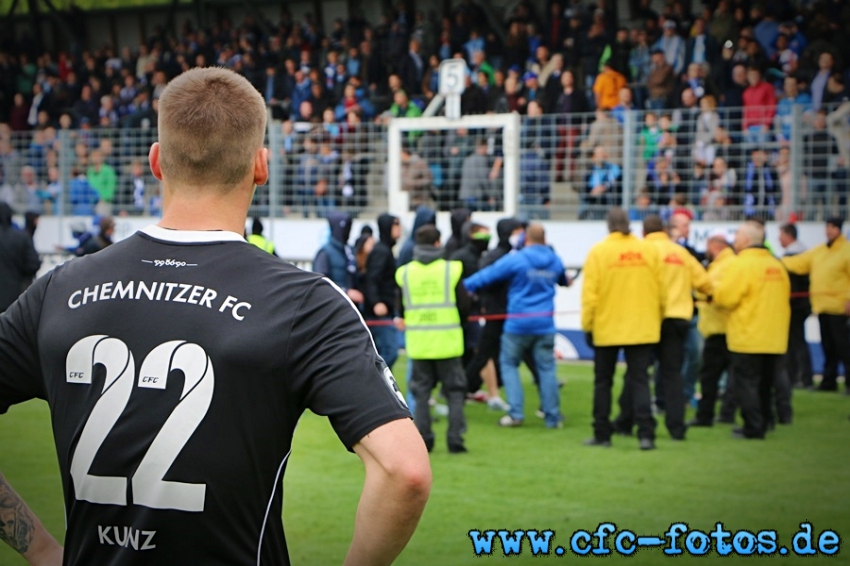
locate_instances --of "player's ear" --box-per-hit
[253,148,269,186]
[149,143,163,180]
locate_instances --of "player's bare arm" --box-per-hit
[0,472,62,566]
[345,418,432,566]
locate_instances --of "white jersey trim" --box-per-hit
[320,277,380,355]
[256,447,292,566]
[140,225,246,244]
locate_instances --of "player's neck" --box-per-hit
[157,185,250,236]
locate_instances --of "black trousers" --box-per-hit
[593,344,656,442]
[787,306,813,387]
[731,353,781,439]
[695,334,737,424]
[658,319,689,438]
[411,358,467,448]
[466,319,539,392]
[615,320,688,438]
[818,314,850,390]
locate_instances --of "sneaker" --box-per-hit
[583,437,612,447]
[468,391,488,403]
[487,397,510,412]
[434,403,449,417]
[639,438,656,451]
[535,409,545,419]
[448,442,468,454]
[498,415,524,427]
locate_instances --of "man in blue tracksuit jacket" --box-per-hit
[463,223,569,428]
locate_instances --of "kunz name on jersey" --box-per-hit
[67,280,252,321]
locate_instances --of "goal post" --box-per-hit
[386,112,522,218]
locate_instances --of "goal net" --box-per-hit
[386,113,521,218]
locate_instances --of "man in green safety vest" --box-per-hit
[247,217,277,255]
[395,224,471,453]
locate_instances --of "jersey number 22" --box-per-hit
[65,335,214,513]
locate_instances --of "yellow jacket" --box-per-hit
[645,232,712,320]
[713,247,790,354]
[697,247,735,337]
[582,232,665,346]
[781,234,850,316]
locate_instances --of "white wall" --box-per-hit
[31,216,836,338]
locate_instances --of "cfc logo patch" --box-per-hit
[382,366,408,409]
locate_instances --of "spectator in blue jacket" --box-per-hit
[69,168,99,216]
[313,211,363,304]
[463,223,570,429]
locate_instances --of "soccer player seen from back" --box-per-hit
[0,67,431,566]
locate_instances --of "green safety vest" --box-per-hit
[395,259,464,360]
[247,234,275,254]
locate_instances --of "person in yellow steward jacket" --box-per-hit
[581,208,666,451]
[247,217,277,255]
[690,230,739,427]
[781,217,850,393]
[714,221,791,440]
[395,225,470,454]
[615,215,712,441]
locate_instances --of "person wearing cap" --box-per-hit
[781,218,850,393]
[690,229,738,426]
[592,60,627,111]
[521,71,540,109]
[616,215,711,440]
[582,208,665,450]
[654,19,685,75]
[247,217,276,255]
[713,221,791,439]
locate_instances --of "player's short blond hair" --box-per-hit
[157,67,266,189]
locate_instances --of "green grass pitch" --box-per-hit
[1,360,848,564]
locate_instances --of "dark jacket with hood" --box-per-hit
[364,213,399,316]
[313,212,355,290]
[477,218,522,316]
[398,205,436,267]
[0,203,41,312]
[398,244,471,321]
[443,208,470,259]
[450,222,490,279]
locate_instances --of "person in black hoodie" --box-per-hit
[464,218,538,410]
[450,222,491,371]
[313,211,363,305]
[443,208,470,258]
[364,213,402,369]
[0,202,41,313]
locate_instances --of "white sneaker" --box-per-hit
[487,397,510,412]
[498,415,524,427]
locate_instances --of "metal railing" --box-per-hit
[1,102,847,222]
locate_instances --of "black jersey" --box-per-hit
[0,225,411,566]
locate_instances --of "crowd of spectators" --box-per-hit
[0,0,849,219]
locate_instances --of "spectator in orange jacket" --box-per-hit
[593,61,627,111]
